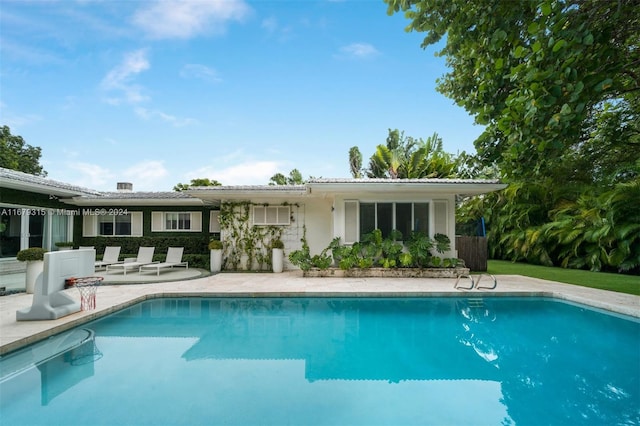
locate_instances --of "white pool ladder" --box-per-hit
[454,273,497,290]
[475,274,498,290]
[454,274,475,290]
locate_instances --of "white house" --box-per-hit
[187,178,506,268]
[1,166,505,271]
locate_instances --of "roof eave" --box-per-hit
[64,197,205,207]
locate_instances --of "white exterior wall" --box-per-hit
[300,197,334,256]
[216,191,460,270]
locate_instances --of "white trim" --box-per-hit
[151,212,163,232]
[210,211,221,233]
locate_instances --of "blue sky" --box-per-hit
[1,0,482,191]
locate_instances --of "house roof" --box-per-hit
[2,166,507,206]
[186,178,507,202]
[0,167,102,197]
[306,178,507,196]
[185,184,308,202]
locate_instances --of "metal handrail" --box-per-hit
[454,274,475,290]
[475,274,497,290]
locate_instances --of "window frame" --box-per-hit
[252,205,290,226]
[151,211,202,232]
[83,212,143,237]
[346,201,431,242]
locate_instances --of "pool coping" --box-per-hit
[1,272,638,356]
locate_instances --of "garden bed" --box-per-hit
[303,267,470,278]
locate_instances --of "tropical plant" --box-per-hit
[406,231,434,268]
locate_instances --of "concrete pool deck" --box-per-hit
[1,271,638,356]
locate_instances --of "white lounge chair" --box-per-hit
[94,246,122,270]
[106,247,156,275]
[139,247,188,276]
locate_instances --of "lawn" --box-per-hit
[487,260,640,296]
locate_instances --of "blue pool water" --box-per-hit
[1,297,639,425]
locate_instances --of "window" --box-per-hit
[151,212,202,232]
[253,206,290,225]
[354,202,430,241]
[84,212,143,237]
[166,213,191,230]
[99,214,131,236]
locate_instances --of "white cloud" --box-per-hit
[261,16,278,33]
[339,42,379,59]
[134,107,197,127]
[101,49,150,104]
[132,0,251,39]
[180,64,222,83]
[188,160,282,185]
[123,160,169,183]
[66,162,114,188]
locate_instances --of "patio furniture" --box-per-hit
[106,247,156,275]
[95,246,122,270]
[139,247,188,276]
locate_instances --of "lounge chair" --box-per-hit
[139,247,188,276]
[94,246,122,270]
[106,247,156,275]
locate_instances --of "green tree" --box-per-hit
[390,0,639,274]
[173,178,221,191]
[0,126,47,176]
[268,168,309,185]
[386,0,639,180]
[348,146,363,178]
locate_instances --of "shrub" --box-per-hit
[208,240,223,250]
[16,247,46,262]
[271,239,284,249]
[54,241,74,247]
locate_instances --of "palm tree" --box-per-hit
[349,146,363,178]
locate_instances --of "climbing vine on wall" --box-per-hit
[218,201,285,271]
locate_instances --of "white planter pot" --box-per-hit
[57,247,72,251]
[210,249,223,272]
[25,260,44,294]
[272,248,284,273]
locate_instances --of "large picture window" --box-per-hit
[356,202,429,240]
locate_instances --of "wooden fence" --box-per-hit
[455,236,488,272]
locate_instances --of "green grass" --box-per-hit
[487,260,640,296]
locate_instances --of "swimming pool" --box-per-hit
[1,297,638,425]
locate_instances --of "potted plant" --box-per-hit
[271,239,284,273]
[16,247,46,294]
[209,239,223,273]
[55,241,74,251]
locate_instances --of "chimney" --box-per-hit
[117,182,133,192]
